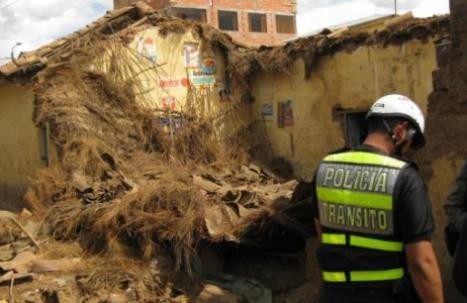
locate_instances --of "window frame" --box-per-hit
[218,10,239,31]
[248,12,268,33]
[172,7,207,23]
[341,111,368,149]
[275,14,296,34]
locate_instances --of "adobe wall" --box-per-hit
[0,84,43,211]
[251,38,438,180]
[421,0,467,301]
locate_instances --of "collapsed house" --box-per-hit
[0,1,465,302]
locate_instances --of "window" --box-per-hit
[172,7,207,23]
[218,10,238,31]
[343,112,368,148]
[248,13,267,33]
[276,15,296,34]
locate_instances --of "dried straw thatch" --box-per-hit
[16,4,307,278]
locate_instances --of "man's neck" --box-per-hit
[363,133,395,156]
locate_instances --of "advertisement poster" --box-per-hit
[162,96,176,111]
[183,42,199,68]
[188,69,216,87]
[201,58,216,75]
[261,103,274,121]
[283,99,294,127]
[277,99,294,127]
[159,116,183,132]
[136,35,157,63]
[159,77,189,89]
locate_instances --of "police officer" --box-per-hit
[311,94,444,303]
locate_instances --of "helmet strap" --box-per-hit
[382,119,397,145]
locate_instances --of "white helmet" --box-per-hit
[366,94,426,148]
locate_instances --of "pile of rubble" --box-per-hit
[0,22,311,300]
[0,165,303,302]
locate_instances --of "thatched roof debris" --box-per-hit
[0,2,449,86]
[0,1,248,79]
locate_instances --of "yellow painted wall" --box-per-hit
[0,83,43,211]
[251,37,466,300]
[251,39,437,180]
[93,26,244,137]
[95,26,233,115]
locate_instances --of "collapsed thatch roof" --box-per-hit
[0,1,249,79]
[0,1,450,85]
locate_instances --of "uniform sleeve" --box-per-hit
[396,166,435,243]
[444,160,467,232]
[289,179,318,236]
[289,178,318,219]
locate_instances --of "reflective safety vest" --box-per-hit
[315,151,408,284]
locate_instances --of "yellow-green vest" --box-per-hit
[316,151,408,283]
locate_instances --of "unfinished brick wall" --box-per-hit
[114,0,297,45]
[114,0,170,9]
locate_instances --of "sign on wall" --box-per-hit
[201,58,217,75]
[277,99,294,127]
[159,77,189,89]
[188,69,216,87]
[261,103,274,121]
[136,36,157,63]
[162,96,176,110]
[183,42,200,68]
[159,115,183,131]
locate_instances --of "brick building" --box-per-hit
[114,0,297,45]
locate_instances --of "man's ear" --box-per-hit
[393,123,408,143]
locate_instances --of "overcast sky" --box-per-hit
[0,0,450,64]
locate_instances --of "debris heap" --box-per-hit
[0,16,309,302]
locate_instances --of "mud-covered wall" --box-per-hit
[421,0,467,301]
[251,38,437,180]
[0,83,43,211]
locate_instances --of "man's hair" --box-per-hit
[366,116,406,135]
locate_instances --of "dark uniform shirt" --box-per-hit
[311,145,435,302]
[311,144,434,244]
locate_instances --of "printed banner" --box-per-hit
[159,77,189,89]
[183,42,199,68]
[162,96,176,110]
[188,69,216,87]
[201,58,216,75]
[136,35,157,63]
[261,103,274,121]
[277,99,294,127]
[283,99,294,127]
